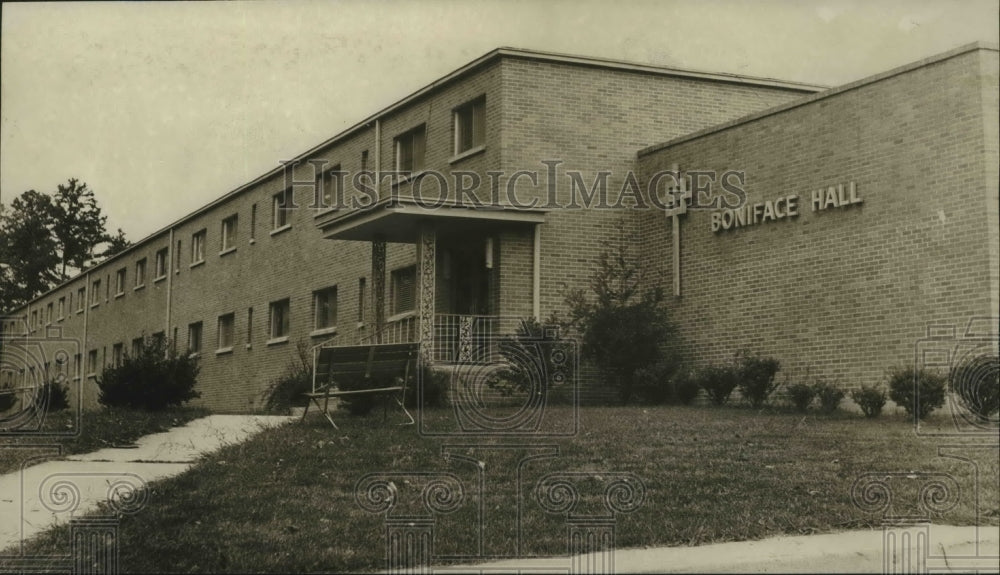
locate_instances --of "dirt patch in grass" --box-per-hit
[3,405,997,573]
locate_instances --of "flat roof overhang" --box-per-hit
[316,197,547,242]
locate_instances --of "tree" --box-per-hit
[558,221,678,404]
[100,228,132,259]
[0,192,61,310]
[50,179,110,277]
[0,179,123,312]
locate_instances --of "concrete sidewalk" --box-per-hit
[0,414,292,552]
[435,525,1000,573]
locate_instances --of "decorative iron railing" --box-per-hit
[431,314,523,364]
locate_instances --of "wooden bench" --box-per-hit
[302,342,418,429]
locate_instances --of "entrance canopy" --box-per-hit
[316,196,547,242]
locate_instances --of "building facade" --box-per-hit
[1,43,996,412]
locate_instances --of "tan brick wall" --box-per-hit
[638,47,999,393]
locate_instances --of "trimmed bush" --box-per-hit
[673,369,701,405]
[405,365,449,409]
[37,379,70,412]
[698,364,739,406]
[97,336,200,411]
[949,353,999,422]
[786,382,816,412]
[0,383,15,412]
[887,366,946,420]
[263,342,313,414]
[813,380,845,414]
[736,351,781,408]
[635,364,698,405]
[851,385,887,418]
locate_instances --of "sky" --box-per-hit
[2,0,998,243]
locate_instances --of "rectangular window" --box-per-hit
[268,298,290,339]
[250,204,257,240]
[135,258,146,287]
[31,310,38,330]
[313,286,338,331]
[58,297,65,320]
[188,322,203,355]
[112,343,123,366]
[115,268,126,296]
[74,353,81,378]
[155,248,168,279]
[246,307,253,344]
[191,229,206,264]
[454,97,486,154]
[105,274,110,301]
[176,240,182,270]
[152,331,165,349]
[46,303,53,324]
[131,337,143,357]
[221,214,238,252]
[395,125,426,174]
[317,165,342,210]
[360,150,369,173]
[391,266,416,314]
[357,277,367,323]
[91,279,101,306]
[217,313,235,350]
[87,349,98,375]
[77,287,85,312]
[273,190,291,230]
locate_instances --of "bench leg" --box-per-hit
[394,395,415,426]
[321,393,339,429]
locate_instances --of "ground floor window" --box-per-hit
[391,266,416,315]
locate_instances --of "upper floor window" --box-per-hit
[391,266,416,315]
[313,286,338,331]
[46,303,53,324]
[154,248,168,279]
[221,214,238,252]
[395,125,426,174]
[273,190,292,230]
[131,337,143,357]
[91,279,101,306]
[58,297,65,320]
[191,230,206,264]
[115,268,126,296]
[135,258,146,288]
[76,287,85,312]
[112,343,123,366]
[317,165,342,210]
[454,97,485,155]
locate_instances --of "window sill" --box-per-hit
[245,343,253,350]
[309,326,338,338]
[215,347,234,356]
[449,145,486,164]
[266,336,289,346]
[386,310,415,323]
[188,352,201,359]
[90,303,99,309]
[154,275,166,283]
[189,260,205,269]
[134,284,145,292]
[219,247,236,257]
[270,225,292,237]
[356,321,366,329]
[86,373,96,379]
[114,292,125,299]
[249,238,256,245]
[76,310,84,315]
[313,208,340,219]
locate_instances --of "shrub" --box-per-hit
[887,366,946,420]
[786,382,816,412]
[698,364,739,405]
[489,318,577,399]
[37,378,70,412]
[0,383,16,412]
[949,353,999,422]
[405,365,449,409]
[813,380,845,414]
[673,369,701,405]
[263,341,313,414]
[97,335,200,411]
[339,362,449,417]
[851,385,887,418]
[736,351,781,408]
[635,363,697,405]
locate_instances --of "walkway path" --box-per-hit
[0,415,292,552]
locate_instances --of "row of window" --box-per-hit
[8,97,484,335]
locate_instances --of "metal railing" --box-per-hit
[431,314,523,364]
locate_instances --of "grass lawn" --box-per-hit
[0,406,210,476]
[2,404,997,573]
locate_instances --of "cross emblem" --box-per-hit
[664,167,689,297]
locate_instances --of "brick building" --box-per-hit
[2,43,996,412]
